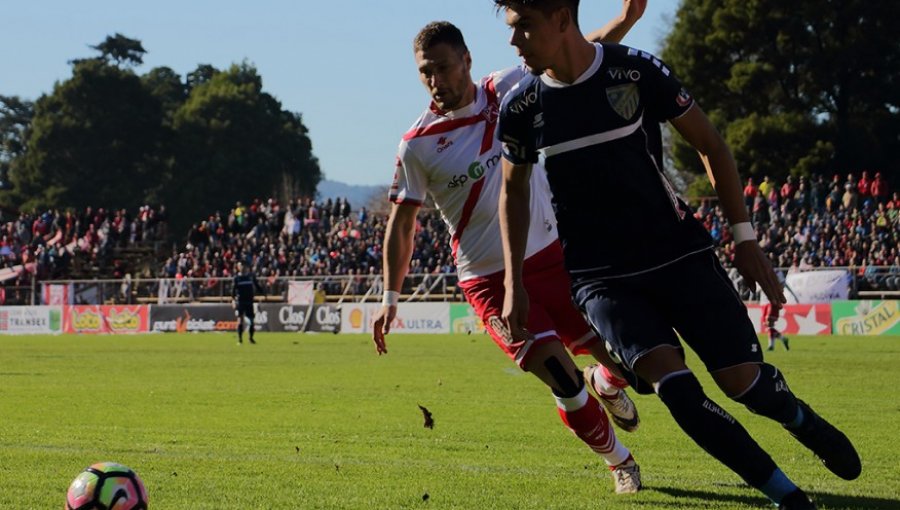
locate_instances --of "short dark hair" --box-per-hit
[493,0,580,26]
[413,21,469,54]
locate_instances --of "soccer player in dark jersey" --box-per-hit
[492,1,860,509]
[232,262,263,344]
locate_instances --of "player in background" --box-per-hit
[493,1,860,508]
[232,261,263,344]
[373,1,647,494]
[761,273,792,351]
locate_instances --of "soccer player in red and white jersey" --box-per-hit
[372,1,647,495]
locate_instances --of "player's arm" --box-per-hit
[499,159,532,340]
[372,202,419,354]
[669,105,786,307]
[585,0,647,44]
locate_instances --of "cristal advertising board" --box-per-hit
[831,300,900,336]
[450,303,486,334]
[64,305,149,334]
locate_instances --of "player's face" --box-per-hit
[415,43,474,111]
[504,5,565,75]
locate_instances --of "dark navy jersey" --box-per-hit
[232,273,263,303]
[498,43,713,279]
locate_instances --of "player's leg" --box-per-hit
[235,307,244,344]
[670,251,860,482]
[520,336,641,494]
[244,304,257,344]
[460,272,640,494]
[577,277,810,507]
[524,246,639,431]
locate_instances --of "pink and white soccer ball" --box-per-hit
[66,462,148,510]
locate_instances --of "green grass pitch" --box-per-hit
[0,332,897,509]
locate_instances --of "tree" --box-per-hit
[90,33,147,67]
[661,0,900,187]
[186,64,219,91]
[142,66,187,125]
[0,95,33,190]
[167,63,320,232]
[4,58,166,211]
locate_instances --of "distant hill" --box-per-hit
[316,179,384,208]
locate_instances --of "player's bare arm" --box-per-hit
[585,0,647,44]
[499,158,532,341]
[372,202,419,354]
[669,105,786,307]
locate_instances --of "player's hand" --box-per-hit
[502,280,530,341]
[733,241,786,310]
[621,0,648,23]
[371,305,397,355]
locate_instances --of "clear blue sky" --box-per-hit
[2,1,677,186]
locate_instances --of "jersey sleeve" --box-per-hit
[626,47,694,122]
[489,65,529,102]
[388,142,428,206]
[497,84,539,165]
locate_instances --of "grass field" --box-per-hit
[0,332,897,509]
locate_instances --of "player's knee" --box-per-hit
[543,355,584,398]
[656,370,703,407]
[732,363,798,423]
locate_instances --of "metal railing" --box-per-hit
[2,273,462,306]
[3,266,898,306]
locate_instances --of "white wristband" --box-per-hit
[732,222,756,244]
[382,290,399,307]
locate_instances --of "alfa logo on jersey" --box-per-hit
[606,83,640,120]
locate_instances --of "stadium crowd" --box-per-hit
[162,197,455,287]
[162,171,897,287]
[0,205,167,286]
[2,173,895,296]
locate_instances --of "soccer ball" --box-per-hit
[66,462,148,510]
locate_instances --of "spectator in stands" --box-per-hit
[743,177,758,210]
[871,172,889,204]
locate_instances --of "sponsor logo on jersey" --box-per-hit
[606,83,640,120]
[607,67,641,81]
[676,88,692,107]
[447,153,500,188]
[508,89,538,114]
[481,103,499,123]
[533,112,544,128]
[436,136,454,153]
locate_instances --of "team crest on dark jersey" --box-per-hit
[606,83,640,120]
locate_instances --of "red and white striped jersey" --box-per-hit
[391,67,558,281]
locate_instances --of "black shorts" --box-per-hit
[572,250,762,373]
[235,302,255,319]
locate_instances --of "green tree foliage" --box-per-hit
[168,63,320,231]
[0,95,33,189]
[90,33,147,66]
[0,36,320,236]
[9,58,165,210]
[661,0,900,185]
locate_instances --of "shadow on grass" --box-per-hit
[814,492,900,510]
[645,486,900,509]
[645,486,766,507]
